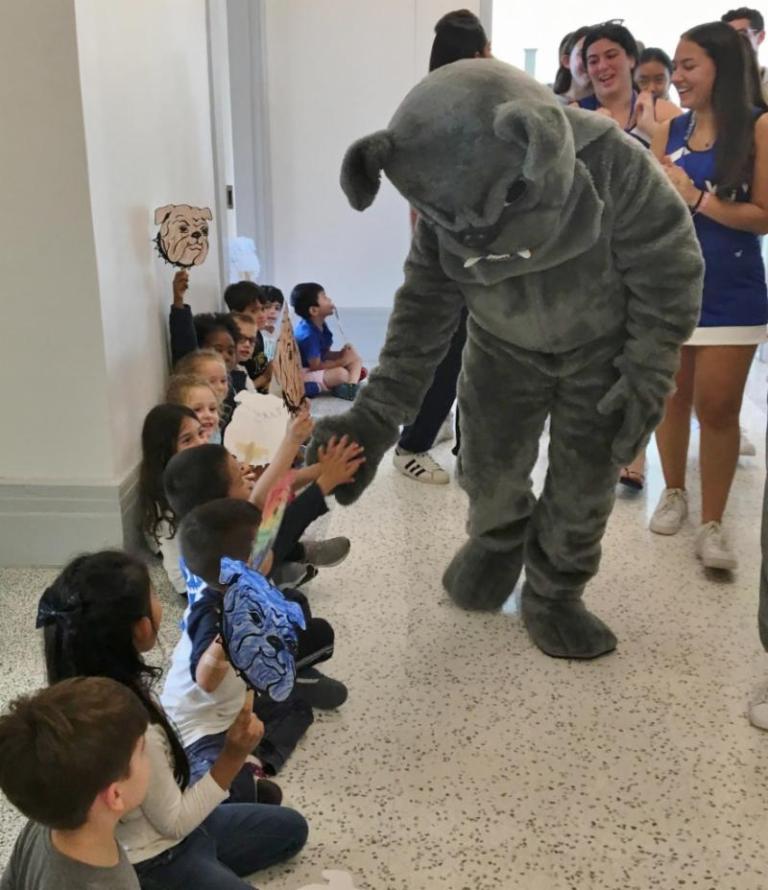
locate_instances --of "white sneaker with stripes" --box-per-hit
[393,447,450,484]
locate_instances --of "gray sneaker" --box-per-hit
[301,537,351,568]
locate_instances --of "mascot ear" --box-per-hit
[493,101,572,181]
[340,130,394,211]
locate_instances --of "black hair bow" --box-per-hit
[35,587,81,629]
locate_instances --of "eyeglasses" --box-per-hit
[238,335,257,345]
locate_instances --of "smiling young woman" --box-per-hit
[649,21,768,572]
[574,22,682,493]
[577,22,681,148]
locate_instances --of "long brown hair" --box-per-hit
[684,22,766,191]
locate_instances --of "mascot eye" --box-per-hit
[248,608,264,627]
[504,180,527,206]
[179,224,189,233]
[201,226,209,236]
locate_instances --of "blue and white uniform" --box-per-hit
[578,92,653,147]
[666,111,767,345]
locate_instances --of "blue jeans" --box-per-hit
[135,803,308,890]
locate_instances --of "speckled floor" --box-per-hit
[1,369,767,890]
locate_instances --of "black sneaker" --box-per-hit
[294,668,348,709]
[256,778,283,806]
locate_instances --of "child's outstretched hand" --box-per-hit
[223,691,264,757]
[172,269,189,307]
[288,402,314,445]
[316,435,366,495]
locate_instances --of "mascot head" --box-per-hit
[219,558,306,701]
[341,60,609,273]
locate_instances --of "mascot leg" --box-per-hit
[521,349,622,659]
[443,330,551,611]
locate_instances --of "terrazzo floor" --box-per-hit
[1,368,768,890]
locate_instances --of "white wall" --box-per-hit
[232,0,481,308]
[0,0,114,482]
[74,0,222,480]
[492,0,746,88]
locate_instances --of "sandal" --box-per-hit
[619,467,645,491]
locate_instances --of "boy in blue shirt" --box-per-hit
[290,282,363,401]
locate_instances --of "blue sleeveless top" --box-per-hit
[666,112,767,328]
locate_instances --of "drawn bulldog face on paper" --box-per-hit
[153,204,212,267]
[219,558,306,701]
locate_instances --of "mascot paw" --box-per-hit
[307,409,398,505]
[443,541,523,611]
[521,588,617,659]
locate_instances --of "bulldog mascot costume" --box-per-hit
[312,60,703,660]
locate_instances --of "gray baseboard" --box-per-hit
[0,465,144,567]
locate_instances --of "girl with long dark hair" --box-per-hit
[649,22,768,571]
[38,550,308,889]
[139,404,207,597]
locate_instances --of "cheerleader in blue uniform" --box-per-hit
[649,22,768,572]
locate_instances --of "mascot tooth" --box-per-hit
[309,59,703,660]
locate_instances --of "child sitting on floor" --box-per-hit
[230,312,271,393]
[38,550,308,887]
[224,282,271,390]
[260,285,284,360]
[163,429,363,585]
[169,270,239,375]
[166,375,222,444]
[0,677,148,890]
[174,349,229,406]
[290,282,363,401]
[161,498,346,775]
[139,404,208,598]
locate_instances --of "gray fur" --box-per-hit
[313,60,704,659]
[340,131,394,211]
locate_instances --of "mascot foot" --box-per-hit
[443,541,523,611]
[521,588,617,659]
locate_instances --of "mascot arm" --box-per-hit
[598,136,704,464]
[309,220,466,504]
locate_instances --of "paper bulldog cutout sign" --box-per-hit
[272,307,306,414]
[218,557,305,701]
[153,204,212,267]
[224,391,291,469]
